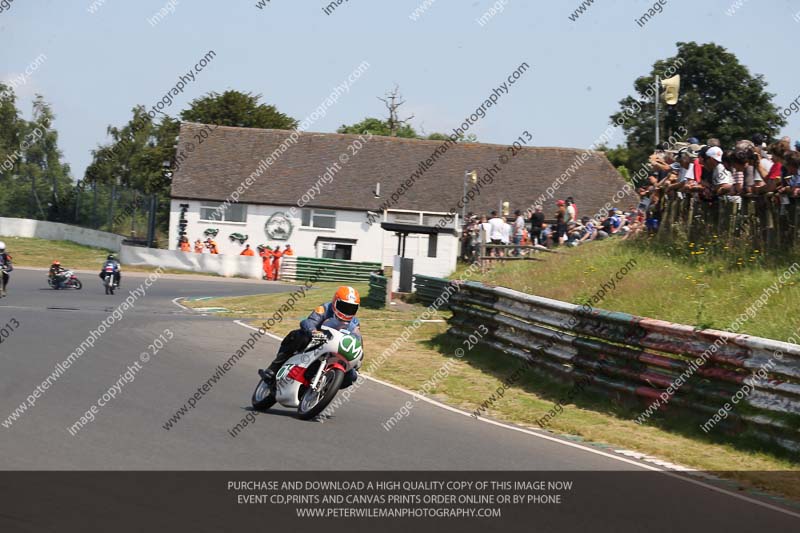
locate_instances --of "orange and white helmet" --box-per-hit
[332,285,360,322]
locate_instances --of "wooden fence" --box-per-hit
[655,193,800,255]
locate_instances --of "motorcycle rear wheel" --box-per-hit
[72,279,82,290]
[297,368,344,420]
[251,379,276,411]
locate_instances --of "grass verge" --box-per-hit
[0,235,219,276]
[184,281,800,501]
[456,238,800,341]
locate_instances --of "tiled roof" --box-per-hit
[170,122,628,217]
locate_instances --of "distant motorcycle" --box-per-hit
[48,270,82,290]
[102,265,117,295]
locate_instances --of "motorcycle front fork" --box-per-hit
[308,360,327,391]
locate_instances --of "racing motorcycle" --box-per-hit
[251,326,363,420]
[48,270,82,290]
[102,265,117,295]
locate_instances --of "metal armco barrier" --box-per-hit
[365,273,389,308]
[436,278,800,452]
[280,256,381,282]
[413,274,452,306]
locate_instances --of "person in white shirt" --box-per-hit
[512,210,525,256]
[501,219,511,244]
[704,146,734,197]
[487,211,506,256]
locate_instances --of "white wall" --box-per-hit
[0,217,124,252]
[120,245,264,279]
[381,232,458,279]
[167,200,457,278]
[168,200,383,262]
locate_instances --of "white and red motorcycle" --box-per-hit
[251,326,363,420]
[48,270,82,290]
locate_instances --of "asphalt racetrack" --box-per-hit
[0,268,798,531]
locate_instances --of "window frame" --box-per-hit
[198,202,248,223]
[301,208,337,230]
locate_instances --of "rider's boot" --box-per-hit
[258,368,275,382]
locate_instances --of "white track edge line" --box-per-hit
[171,297,190,311]
[232,320,800,520]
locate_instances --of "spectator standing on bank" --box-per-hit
[529,206,544,245]
[704,147,734,196]
[555,200,567,246]
[487,211,506,256]
[513,209,525,256]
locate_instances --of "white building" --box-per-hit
[169,123,627,280]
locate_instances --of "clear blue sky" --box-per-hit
[2,0,800,180]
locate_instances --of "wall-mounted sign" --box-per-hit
[265,212,293,241]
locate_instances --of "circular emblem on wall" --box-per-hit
[265,212,293,241]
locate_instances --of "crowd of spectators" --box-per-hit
[638,134,800,215]
[460,196,638,262]
[459,133,800,262]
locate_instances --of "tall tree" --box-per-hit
[0,91,72,220]
[180,90,297,129]
[378,85,414,137]
[339,85,478,142]
[86,106,179,194]
[611,41,785,177]
[0,83,25,217]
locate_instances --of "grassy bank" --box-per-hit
[185,282,800,501]
[0,235,213,276]
[458,238,800,342]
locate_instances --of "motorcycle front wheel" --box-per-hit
[297,368,344,420]
[251,379,276,411]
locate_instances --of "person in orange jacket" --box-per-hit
[194,239,204,253]
[206,239,219,254]
[283,244,294,256]
[179,237,191,252]
[240,244,255,256]
[271,246,284,281]
[258,245,273,280]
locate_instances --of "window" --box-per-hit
[320,242,352,260]
[391,212,420,224]
[427,233,438,258]
[301,208,336,229]
[199,202,247,223]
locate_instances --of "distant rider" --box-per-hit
[99,254,121,288]
[259,286,362,389]
[0,241,12,296]
[49,260,69,289]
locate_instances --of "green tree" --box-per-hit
[0,91,72,220]
[0,84,25,217]
[338,119,478,142]
[180,90,297,129]
[610,41,786,176]
[84,106,178,234]
[86,106,181,193]
[425,131,478,142]
[337,117,418,138]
